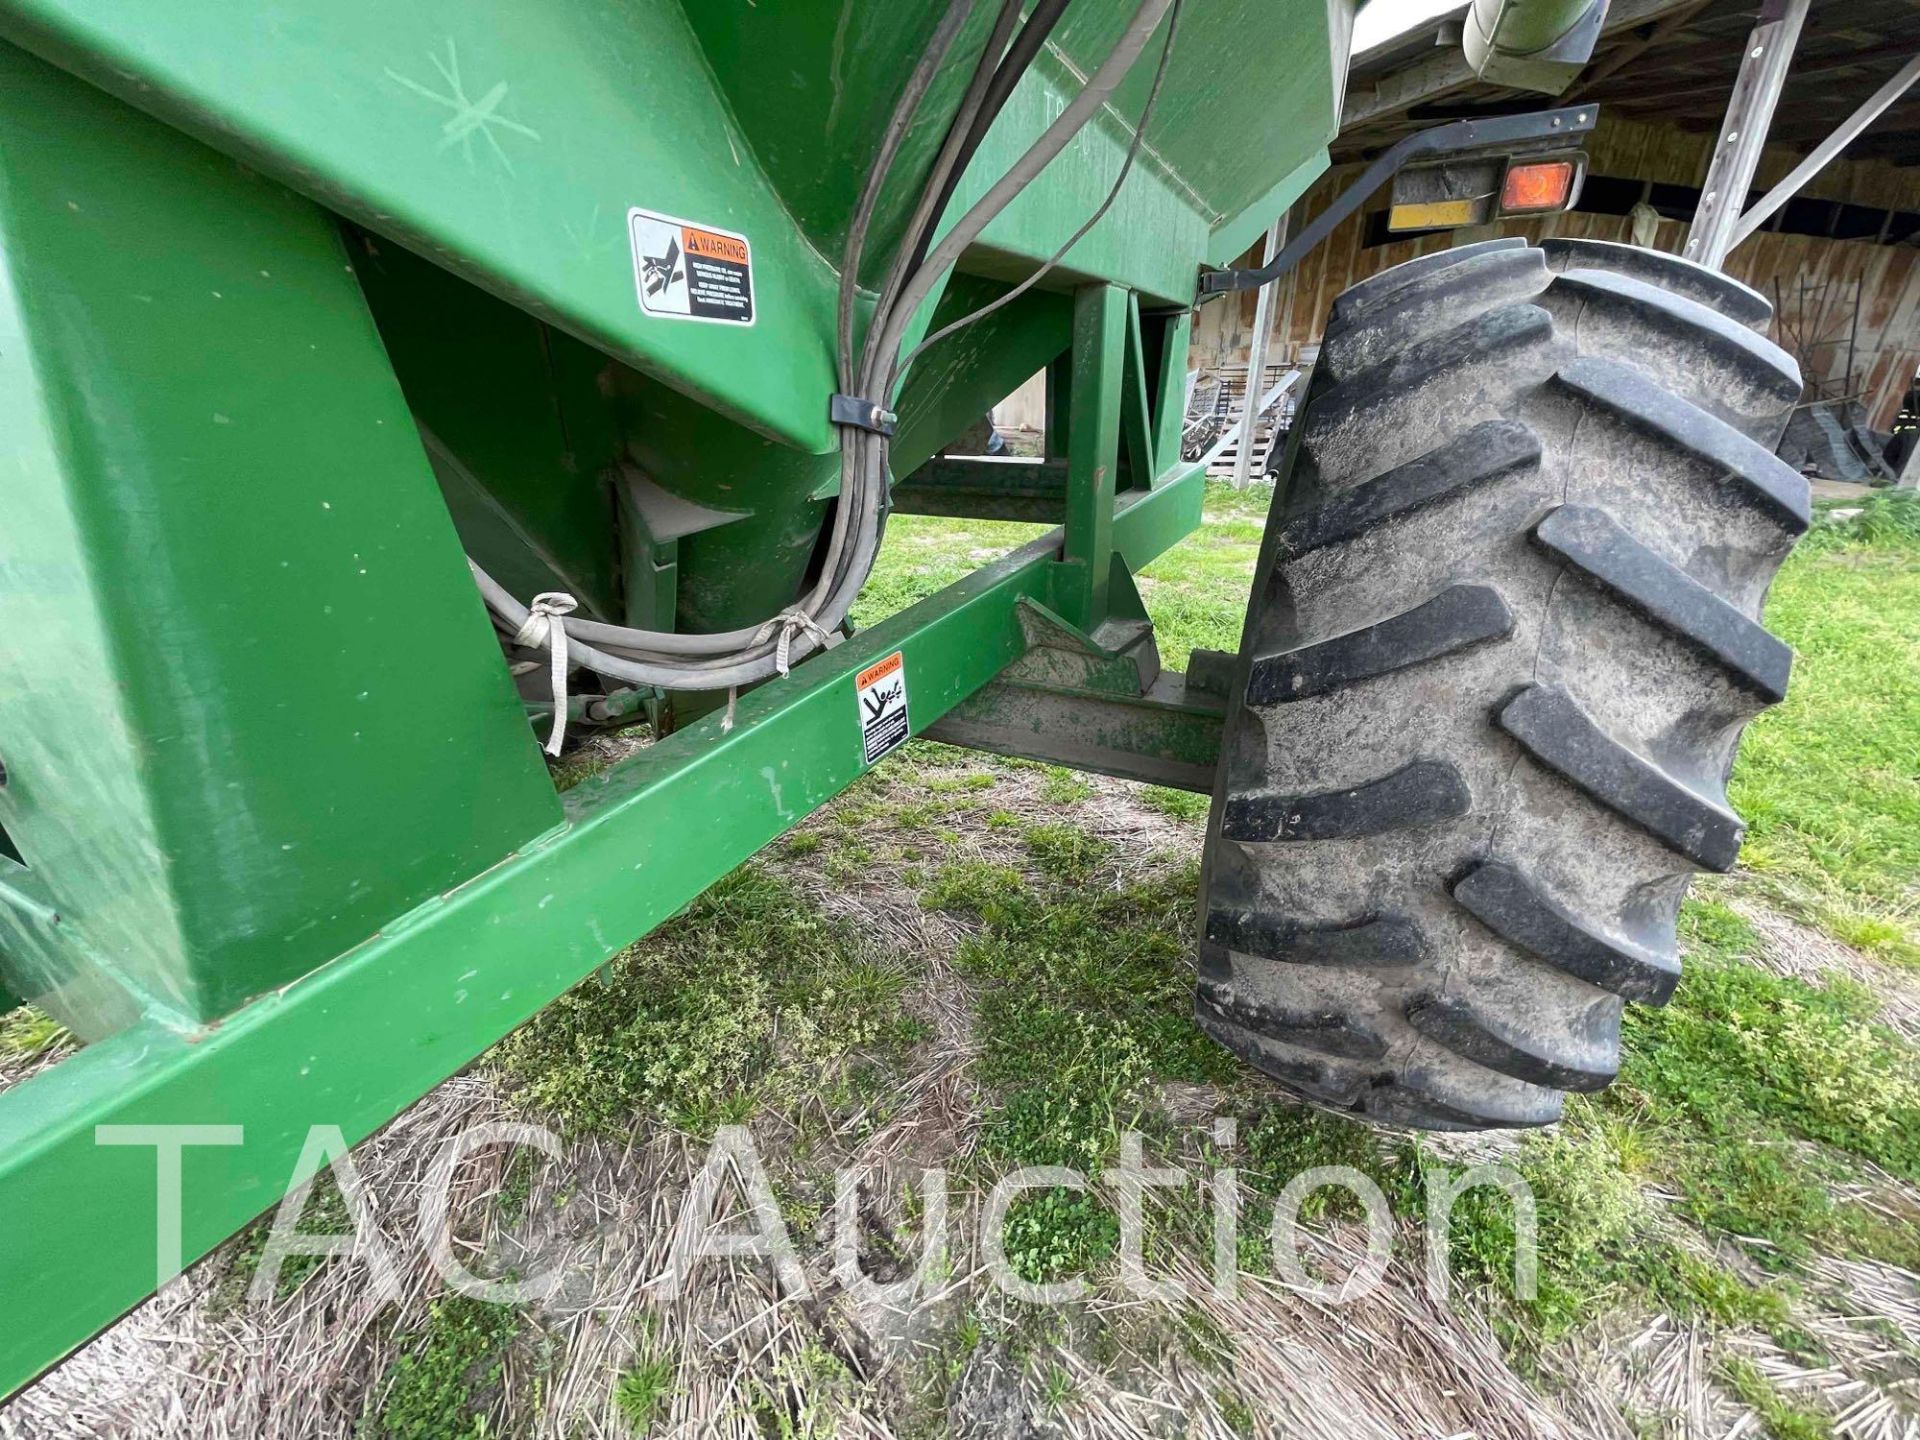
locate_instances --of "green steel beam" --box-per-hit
[1060,285,1128,631]
[1120,296,1158,490]
[0,466,1205,1401]
[892,458,1069,524]
[1150,313,1194,477]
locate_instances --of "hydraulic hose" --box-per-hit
[473,0,1180,721]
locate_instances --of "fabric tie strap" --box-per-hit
[513,592,579,756]
[721,608,838,732]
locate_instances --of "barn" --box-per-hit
[1188,0,1920,481]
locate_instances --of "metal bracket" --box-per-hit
[829,393,897,437]
[924,598,1228,792]
[1196,104,1600,298]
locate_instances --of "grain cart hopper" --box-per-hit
[0,0,1809,1393]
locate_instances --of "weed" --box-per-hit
[1041,1363,1075,1410]
[924,771,997,795]
[1040,767,1092,805]
[919,860,1025,920]
[748,1340,857,1439]
[370,1295,520,1440]
[1218,1390,1257,1436]
[497,1147,541,1227]
[0,1006,68,1062]
[1020,824,1114,886]
[1140,786,1210,821]
[1719,1354,1835,1440]
[612,1353,675,1433]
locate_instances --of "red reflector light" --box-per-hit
[1502,160,1575,213]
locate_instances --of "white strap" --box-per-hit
[751,607,836,678]
[513,592,579,756]
[721,608,836,733]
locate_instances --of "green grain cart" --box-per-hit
[0,0,1808,1392]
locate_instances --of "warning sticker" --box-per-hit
[628,207,755,325]
[855,652,911,766]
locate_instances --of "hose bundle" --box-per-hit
[472,0,1180,734]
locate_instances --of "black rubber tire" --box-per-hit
[1197,239,1810,1131]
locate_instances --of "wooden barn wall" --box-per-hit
[1195,115,1920,430]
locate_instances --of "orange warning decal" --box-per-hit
[683,228,749,265]
[856,652,903,690]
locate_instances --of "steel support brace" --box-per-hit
[925,594,1226,791]
[1060,284,1128,631]
[1684,0,1810,271]
[1729,51,1920,253]
[892,457,1071,523]
[0,469,1205,1400]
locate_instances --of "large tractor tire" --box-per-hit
[1197,237,1810,1131]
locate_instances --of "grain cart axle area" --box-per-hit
[0,0,1807,1398]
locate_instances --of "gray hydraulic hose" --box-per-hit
[473,0,1178,703]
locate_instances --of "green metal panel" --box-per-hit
[350,237,625,621]
[0,44,560,1030]
[0,466,1206,1401]
[0,0,848,451]
[0,0,1354,1394]
[0,0,1348,449]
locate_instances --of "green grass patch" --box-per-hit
[1604,901,1920,1270]
[0,1005,69,1062]
[854,516,1048,625]
[370,1295,520,1440]
[1140,786,1210,821]
[1239,1102,1656,1347]
[1719,1354,1836,1440]
[490,866,924,1136]
[926,856,1232,1282]
[1733,493,1920,964]
[612,1337,677,1434]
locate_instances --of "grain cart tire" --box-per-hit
[1196,239,1809,1131]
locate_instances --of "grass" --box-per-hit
[369,1296,520,1440]
[1719,1355,1836,1440]
[1730,492,1920,965]
[489,866,925,1136]
[0,1006,68,1064]
[1609,899,1920,1271]
[612,1358,675,1432]
[860,490,1920,1364]
[612,1323,677,1435]
[921,850,1233,1281]
[215,1170,356,1306]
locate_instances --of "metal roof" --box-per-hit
[1340,0,1920,166]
